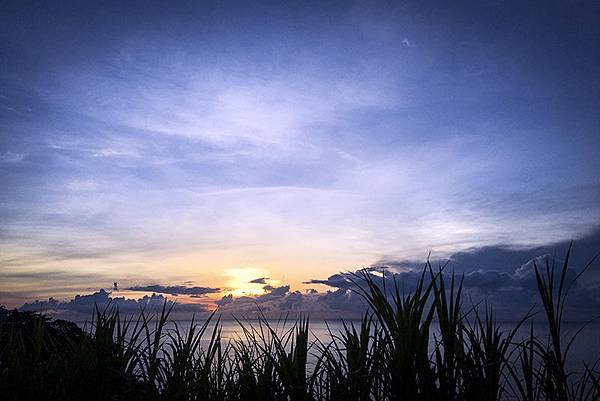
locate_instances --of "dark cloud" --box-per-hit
[262,285,289,297]
[376,228,600,279]
[304,273,353,289]
[280,291,303,309]
[215,294,233,307]
[317,288,365,313]
[127,285,220,296]
[304,252,600,320]
[303,267,392,290]
[249,277,269,284]
[300,229,600,320]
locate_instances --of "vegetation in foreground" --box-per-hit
[1,246,599,401]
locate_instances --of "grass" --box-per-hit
[1,245,599,401]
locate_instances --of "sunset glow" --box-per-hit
[222,268,272,297]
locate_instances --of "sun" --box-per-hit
[222,267,271,297]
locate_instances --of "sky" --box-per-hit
[1,0,600,313]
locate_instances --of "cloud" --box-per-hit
[375,228,600,281]
[249,277,269,284]
[215,294,234,307]
[214,284,326,318]
[214,279,368,319]
[59,63,396,150]
[0,269,116,308]
[20,289,209,319]
[0,269,105,281]
[0,152,24,163]
[317,288,365,313]
[9,230,600,320]
[66,179,98,192]
[262,285,289,297]
[295,232,600,320]
[304,273,354,290]
[127,285,220,296]
[14,250,600,321]
[302,251,600,320]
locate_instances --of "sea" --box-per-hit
[166,319,600,370]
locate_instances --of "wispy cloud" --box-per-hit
[49,58,397,151]
[66,179,98,192]
[0,152,24,163]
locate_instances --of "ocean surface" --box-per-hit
[75,317,600,368]
[167,319,600,369]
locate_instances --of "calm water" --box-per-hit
[169,319,600,369]
[77,318,600,368]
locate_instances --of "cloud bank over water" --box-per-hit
[17,231,599,321]
[20,289,209,321]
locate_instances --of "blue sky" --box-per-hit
[1,0,599,307]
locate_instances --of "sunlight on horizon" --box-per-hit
[222,268,272,297]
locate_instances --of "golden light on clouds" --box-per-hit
[222,267,273,296]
